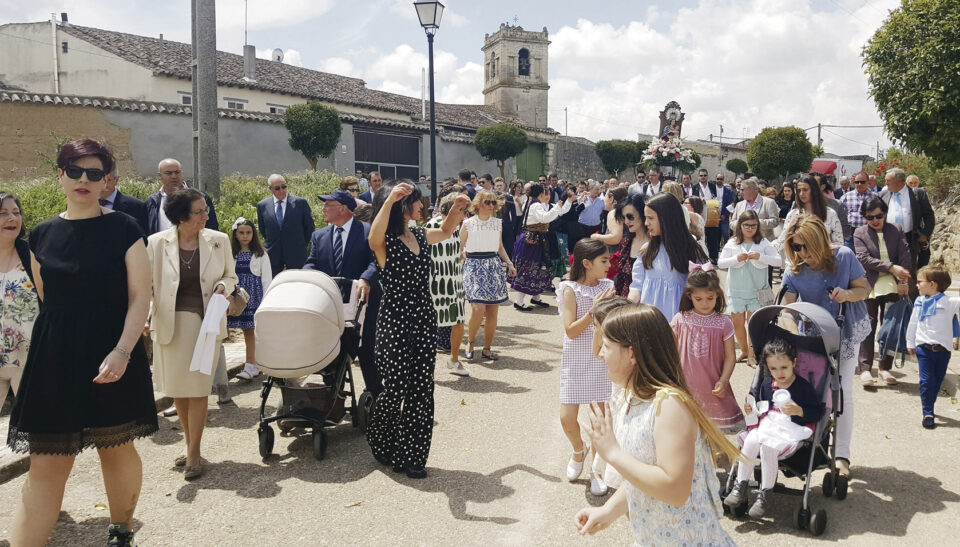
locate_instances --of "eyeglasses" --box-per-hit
[790,242,808,252]
[347,187,359,192]
[191,208,210,217]
[716,177,725,181]
[854,180,868,184]
[161,170,182,177]
[271,185,287,190]
[864,213,885,221]
[741,223,759,229]
[483,200,497,206]
[64,165,106,182]
[624,213,637,221]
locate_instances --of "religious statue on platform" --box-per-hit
[658,101,685,141]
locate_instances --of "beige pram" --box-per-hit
[254,270,371,460]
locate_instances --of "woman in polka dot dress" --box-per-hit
[367,182,471,479]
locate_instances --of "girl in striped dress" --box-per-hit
[558,239,614,495]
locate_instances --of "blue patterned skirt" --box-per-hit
[463,253,508,304]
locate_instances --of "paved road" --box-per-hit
[1,294,959,545]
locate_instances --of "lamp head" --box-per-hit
[414,1,444,34]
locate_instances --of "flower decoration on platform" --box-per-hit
[642,138,698,170]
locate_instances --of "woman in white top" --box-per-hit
[510,181,527,218]
[778,174,844,252]
[461,190,517,365]
[509,183,574,310]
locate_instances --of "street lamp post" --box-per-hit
[415,1,444,206]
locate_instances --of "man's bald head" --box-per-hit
[157,158,183,194]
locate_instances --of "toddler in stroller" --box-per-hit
[723,338,821,518]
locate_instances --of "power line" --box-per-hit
[822,127,877,148]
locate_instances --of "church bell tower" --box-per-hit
[482,23,550,129]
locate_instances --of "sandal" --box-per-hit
[566,445,588,481]
[736,353,748,363]
[464,341,475,361]
[481,349,499,361]
[174,455,187,467]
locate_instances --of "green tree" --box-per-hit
[746,126,815,180]
[862,0,960,166]
[811,145,825,158]
[725,158,748,176]
[283,103,342,171]
[595,139,639,177]
[474,122,528,179]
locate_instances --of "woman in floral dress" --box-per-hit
[0,192,39,410]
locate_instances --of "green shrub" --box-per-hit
[1,170,343,237]
[925,168,960,202]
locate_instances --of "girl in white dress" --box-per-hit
[575,304,739,546]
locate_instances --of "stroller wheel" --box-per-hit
[809,508,828,536]
[835,475,849,500]
[312,429,327,460]
[793,504,810,530]
[822,472,835,497]
[357,392,374,433]
[258,426,274,459]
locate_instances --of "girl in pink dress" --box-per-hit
[670,265,744,431]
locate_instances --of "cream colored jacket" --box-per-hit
[147,227,238,346]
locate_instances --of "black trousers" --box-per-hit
[705,226,721,263]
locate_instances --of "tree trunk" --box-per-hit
[308,157,318,171]
[497,160,505,180]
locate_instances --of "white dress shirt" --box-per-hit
[101,188,118,209]
[273,196,287,221]
[698,183,715,200]
[887,186,913,233]
[907,295,960,350]
[335,217,353,256]
[158,189,174,232]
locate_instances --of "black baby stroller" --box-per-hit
[253,270,375,460]
[721,302,848,536]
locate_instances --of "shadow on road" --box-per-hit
[436,377,531,394]
[46,515,144,547]
[732,466,960,539]
[475,356,554,373]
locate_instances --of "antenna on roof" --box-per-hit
[244,0,248,45]
[272,48,284,63]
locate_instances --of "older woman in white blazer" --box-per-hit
[147,188,237,479]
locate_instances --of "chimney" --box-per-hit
[60,12,68,24]
[243,44,257,83]
[158,33,164,66]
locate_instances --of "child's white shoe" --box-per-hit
[236,363,260,381]
[566,446,588,481]
[447,361,470,377]
[590,476,608,496]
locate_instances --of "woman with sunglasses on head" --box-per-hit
[853,195,912,387]
[781,215,870,479]
[461,190,516,371]
[7,139,158,546]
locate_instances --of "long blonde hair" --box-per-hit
[784,215,836,274]
[601,305,740,463]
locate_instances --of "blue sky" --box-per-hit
[2,0,899,156]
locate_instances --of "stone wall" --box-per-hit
[929,200,960,274]
[552,137,607,182]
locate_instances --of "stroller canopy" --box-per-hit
[749,302,842,358]
[254,270,345,378]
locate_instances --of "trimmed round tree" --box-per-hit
[595,139,639,177]
[283,103,342,171]
[746,126,815,181]
[863,0,960,166]
[474,122,528,179]
[726,158,748,176]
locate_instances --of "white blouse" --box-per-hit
[523,200,571,227]
[462,215,502,253]
[777,207,844,250]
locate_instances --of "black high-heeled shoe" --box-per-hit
[529,299,549,308]
[405,466,427,479]
[513,302,532,311]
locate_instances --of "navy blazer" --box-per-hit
[303,220,378,286]
[358,190,373,203]
[113,191,149,237]
[256,195,315,270]
[144,189,219,235]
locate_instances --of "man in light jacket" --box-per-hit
[730,178,780,241]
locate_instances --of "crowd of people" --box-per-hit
[0,137,955,546]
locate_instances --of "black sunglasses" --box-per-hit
[64,165,106,182]
[790,243,808,252]
[272,185,288,190]
[624,213,637,221]
[347,187,359,192]
[864,213,885,221]
[483,199,497,206]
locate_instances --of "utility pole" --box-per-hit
[564,106,568,137]
[817,123,822,148]
[191,0,220,199]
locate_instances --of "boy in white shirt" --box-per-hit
[906,265,960,429]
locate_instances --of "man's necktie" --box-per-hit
[891,192,904,231]
[333,226,344,275]
[275,200,284,227]
[99,198,110,207]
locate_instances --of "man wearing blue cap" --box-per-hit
[304,189,383,398]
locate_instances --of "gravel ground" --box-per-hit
[1,287,959,545]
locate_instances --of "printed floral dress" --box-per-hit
[0,264,39,369]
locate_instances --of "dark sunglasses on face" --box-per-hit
[347,187,359,192]
[854,180,868,185]
[865,213,885,221]
[272,185,287,190]
[64,165,106,182]
[624,213,637,221]
[483,199,497,206]
[790,242,808,252]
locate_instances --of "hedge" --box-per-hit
[1,170,342,236]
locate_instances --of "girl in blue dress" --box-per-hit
[228,218,272,380]
[628,193,708,320]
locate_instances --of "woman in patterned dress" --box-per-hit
[461,190,517,371]
[575,305,739,546]
[367,182,470,479]
[424,193,468,376]
[0,192,39,411]
[510,184,575,310]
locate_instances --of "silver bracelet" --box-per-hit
[113,346,131,360]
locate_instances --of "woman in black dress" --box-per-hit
[7,139,156,547]
[366,181,470,478]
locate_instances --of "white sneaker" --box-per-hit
[860,370,873,387]
[236,363,260,381]
[590,476,608,496]
[566,447,588,481]
[447,361,470,377]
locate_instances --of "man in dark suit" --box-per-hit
[100,165,148,236]
[256,174,315,273]
[303,189,382,398]
[144,158,219,235]
[692,169,724,262]
[879,167,936,272]
[358,171,383,203]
